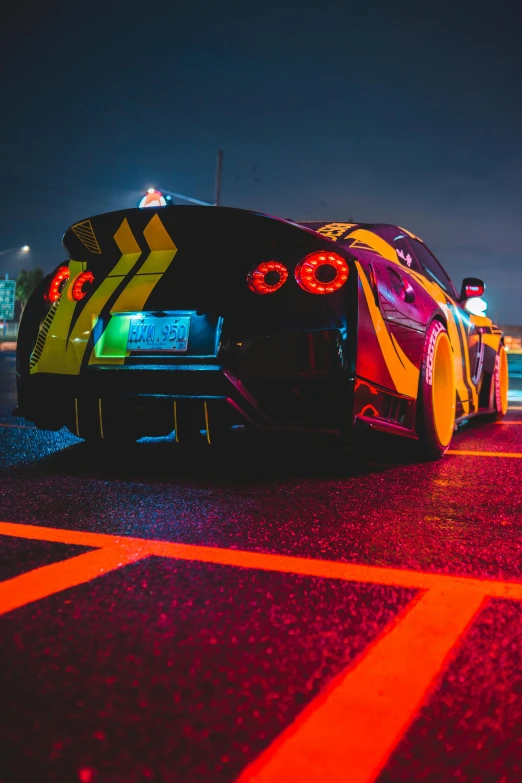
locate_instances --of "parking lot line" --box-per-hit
[1,521,522,783]
[1,521,522,600]
[447,449,522,458]
[239,586,487,783]
[0,520,130,549]
[0,545,145,615]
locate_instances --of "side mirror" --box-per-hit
[460,277,485,301]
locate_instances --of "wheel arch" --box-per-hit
[429,312,448,331]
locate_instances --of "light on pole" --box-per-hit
[140,149,224,209]
[214,149,223,207]
[138,188,212,208]
[0,245,31,258]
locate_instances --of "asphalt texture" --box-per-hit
[1,349,522,783]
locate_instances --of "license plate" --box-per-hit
[127,315,190,352]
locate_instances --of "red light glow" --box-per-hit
[295,252,349,294]
[247,261,288,295]
[464,284,484,298]
[48,266,70,303]
[72,271,95,301]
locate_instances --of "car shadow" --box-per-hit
[10,429,422,486]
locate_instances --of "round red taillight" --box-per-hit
[295,252,349,294]
[72,271,95,301]
[48,266,70,303]
[247,261,288,295]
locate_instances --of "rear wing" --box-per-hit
[62,206,322,265]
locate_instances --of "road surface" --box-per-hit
[1,350,522,783]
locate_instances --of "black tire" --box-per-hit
[490,344,509,421]
[416,320,456,460]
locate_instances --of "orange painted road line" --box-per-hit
[144,539,522,601]
[448,449,522,458]
[0,521,521,783]
[1,522,522,601]
[0,521,132,549]
[238,586,486,783]
[0,545,147,615]
[494,421,522,424]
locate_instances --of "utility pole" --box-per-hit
[214,149,223,207]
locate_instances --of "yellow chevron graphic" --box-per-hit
[138,213,177,274]
[71,220,102,254]
[89,214,178,366]
[31,214,179,375]
[109,219,143,276]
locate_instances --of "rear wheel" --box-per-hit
[490,344,509,420]
[416,320,456,460]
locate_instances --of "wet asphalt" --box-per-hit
[1,349,522,783]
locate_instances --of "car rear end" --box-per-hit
[17,206,358,443]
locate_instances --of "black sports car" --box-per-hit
[16,206,508,459]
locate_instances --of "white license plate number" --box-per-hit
[127,316,190,352]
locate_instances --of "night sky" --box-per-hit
[1,0,521,322]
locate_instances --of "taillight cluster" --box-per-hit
[248,251,349,296]
[48,266,94,303]
[72,271,95,301]
[48,266,70,303]
[247,261,288,294]
[295,252,349,294]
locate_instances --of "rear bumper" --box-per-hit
[18,365,354,440]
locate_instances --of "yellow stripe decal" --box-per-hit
[453,307,478,411]
[32,215,177,376]
[98,399,104,439]
[481,332,502,351]
[356,261,419,398]
[439,302,470,415]
[348,230,397,263]
[174,401,179,443]
[138,214,177,274]
[448,450,522,458]
[109,219,143,276]
[203,401,211,444]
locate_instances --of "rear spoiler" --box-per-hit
[62,206,324,265]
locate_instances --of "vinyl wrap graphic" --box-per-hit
[23,207,505,442]
[30,214,177,375]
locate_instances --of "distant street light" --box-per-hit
[0,245,31,258]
